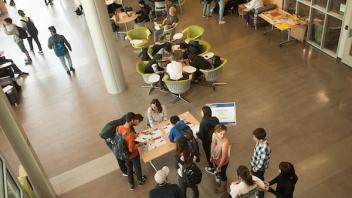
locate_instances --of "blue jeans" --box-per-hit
[202,2,211,16]
[58,52,73,71]
[218,0,225,21]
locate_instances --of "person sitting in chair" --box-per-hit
[135,1,151,24]
[145,54,164,74]
[180,41,202,59]
[165,54,185,81]
[187,53,211,83]
[154,6,178,43]
[0,54,29,77]
[156,42,172,60]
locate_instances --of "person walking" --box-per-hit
[44,0,53,6]
[197,106,219,174]
[18,10,44,55]
[218,0,226,24]
[265,162,298,198]
[117,113,147,190]
[210,124,230,196]
[230,165,267,198]
[48,26,75,75]
[3,18,32,65]
[250,128,271,198]
[99,112,143,176]
[201,0,212,18]
[149,166,184,198]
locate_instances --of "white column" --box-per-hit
[81,0,126,94]
[0,91,56,198]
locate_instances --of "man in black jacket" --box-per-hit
[187,54,212,83]
[149,166,184,198]
[100,112,144,176]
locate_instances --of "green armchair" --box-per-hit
[127,27,151,49]
[200,58,227,91]
[162,74,192,103]
[136,61,158,94]
[182,25,204,43]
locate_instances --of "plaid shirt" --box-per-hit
[250,140,271,172]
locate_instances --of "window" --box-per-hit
[313,0,328,9]
[323,16,342,53]
[285,0,297,14]
[297,2,310,20]
[328,0,346,15]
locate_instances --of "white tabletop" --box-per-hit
[202,52,215,60]
[173,33,183,40]
[154,22,161,30]
[183,66,196,73]
[148,74,160,83]
[130,39,143,45]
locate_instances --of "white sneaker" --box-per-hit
[219,20,226,24]
[122,173,128,177]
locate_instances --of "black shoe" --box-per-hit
[70,67,75,72]
[19,72,29,77]
[138,175,147,185]
[66,71,71,75]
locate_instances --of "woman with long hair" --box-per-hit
[176,137,199,198]
[197,106,219,174]
[230,165,266,198]
[210,124,230,195]
[147,99,167,127]
[266,162,298,198]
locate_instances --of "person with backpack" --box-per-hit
[209,124,230,196]
[250,128,271,198]
[197,106,219,174]
[179,41,202,60]
[168,116,186,142]
[18,10,44,55]
[48,26,75,75]
[100,112,143,176]
[176,137,202,198]
[3,17,32,65]
[149,166,184,198]
[116,113,147,190]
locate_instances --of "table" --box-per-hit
[114,11,137,37]
[148,73,160,83]
[202,52,214,60]
[138,111,200,171]
[173,32,183,40]
[259,9,306,47]
[183,65,196,73]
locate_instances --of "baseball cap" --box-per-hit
[154,166,170,184]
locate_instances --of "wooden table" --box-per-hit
[259,9,307,47]
[113,11,137,37]
[138,111,200,171]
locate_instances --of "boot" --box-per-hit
[215,180,228,195]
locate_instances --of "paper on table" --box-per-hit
[163,124,173,134]
[154,137,166,147]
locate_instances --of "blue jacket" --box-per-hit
[168,120,188,142]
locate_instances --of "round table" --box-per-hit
[172,45,180,51]
[130,39,143,45]
[148,74,160,83]
[183,66,197,73]
[202,52,215,60]
[173,33,183,40]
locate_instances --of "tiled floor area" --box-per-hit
[1,0,352,197]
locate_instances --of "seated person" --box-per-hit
[165,54,184,81]
[106,0,122,14]
[187,54,211,83]
[109,12,119,32]
[144,54,164,74]
[135,0,151,23]
[156,42,172,59]
[244,0,263,11]
[0,55,29,77]
[168,115,189,142]
[180,41,202,59]
[154,6,178,43]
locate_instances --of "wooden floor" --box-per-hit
[1,0,352,197]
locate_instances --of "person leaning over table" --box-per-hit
[135,0,151,24]
[156,42,172,59]
[154,6,178,43]
[145,54,164,74]
[168,115,189,142]
[187,53,212,83]
[243,0,263,11]
[179,41,202,60]
[147,98,167,127]
[165,54,187,81]
[117,113,147,190]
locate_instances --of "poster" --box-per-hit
[206,102,237,125]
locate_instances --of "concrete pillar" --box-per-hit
[81,0,126,94]
[0,91,56,198]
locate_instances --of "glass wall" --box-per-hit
[284,0,345,57]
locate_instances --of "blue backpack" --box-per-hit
[53,40,66,57]
[112,130,130,161]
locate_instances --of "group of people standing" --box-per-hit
[100,99,298,198]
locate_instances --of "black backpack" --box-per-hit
[20,18,38,36]
[112,128,130,161]
[178,126,200,161]
[212,55,222,68]
[182,162,202,187]
[16,26,28,39]
[188,40,202,55]
[99,117,126,140]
